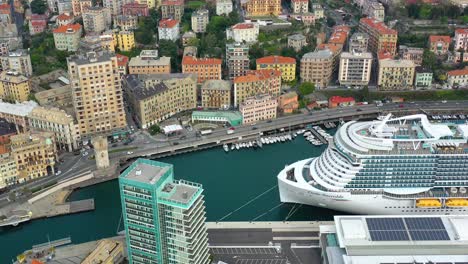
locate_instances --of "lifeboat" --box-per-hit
[416,199,442,208]
[446,198,468,207]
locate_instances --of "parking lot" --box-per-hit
[211,247,278,255]
[235,259,288,264]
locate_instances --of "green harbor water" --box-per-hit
[0,134,342,263]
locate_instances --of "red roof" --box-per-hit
[233,69,281,83]
[31,20,46,26]
[123,2,148,7]
[30,14,47,21]
[159,18,179,28]
[329,96,355,104]
[0,3,10,13]
[256,55,295,65]
[53,23,81,33]
[57,13,73,21]
[162,0,183,5]
[333,25,351,33]
[360,18,397,35]
[447,68,468,76]
[378,51,393,60]
[31,260,44,264]
[182,56,222,66]
[316,43,341,54]
[116,54,129,67]
[455,28,468,35]
[429,35,451,43]
[232,23,255,30]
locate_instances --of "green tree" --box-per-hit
[148,124,161,135]
[326,17,336,27]
[159,40,179,71]
[298,82,315,95]
[280,47,296,58]
[30,0,47,14]
[418,4,432,19]
[422,49,437,70]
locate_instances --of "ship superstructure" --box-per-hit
[278,114,468,214]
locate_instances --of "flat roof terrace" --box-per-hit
[121,159,171,185]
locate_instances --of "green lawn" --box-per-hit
[186,1,205,9]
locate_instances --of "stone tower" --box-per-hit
[92,136,109,169]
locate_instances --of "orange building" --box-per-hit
[243,0,281,16]
[233,69,282,106]
[278,91,298,114]
[358,18,398,55]
[182,56,222,83]
[328,96,355,108]
[116,54,129,76]
[429,35,451,55]
[328,25,350,49]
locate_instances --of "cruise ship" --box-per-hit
[278,114,468,215]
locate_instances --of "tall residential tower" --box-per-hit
[119,158,210,264]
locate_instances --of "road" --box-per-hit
[1,101,468,204]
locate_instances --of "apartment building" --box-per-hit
[243,0,281,16]
[56,12,74,26]
[216,0,232,15]
[82,6,111,33]
[201,80,231,109]
[182,31,196,46]
[182,56,222,83]
[103,0,132,16]
[53,23,82,52]
[455,28,468,51]
[0,153,17,188]
[29,14,47,35]
[226,43,250,80]
[313,4,324,19]
[359,18,398,55]
[122,2,148,16]
[123,73,197,128]
[0,49,33,77]
[191,9,209,33]
[399,45,423,66]
[288,34,307,52]
[57,0,73,14]
[128,50,171,74]
[328,25,351,50]
[0,118,16,155]
[161,0,184,20]
[71,0,91,16]
[338,50,373,86]
[158,18,180,41]
[0,71,30,102]
[116,53,129,75]
[378,59,416,90]
[136,0,156,9]
[429,35,451,55]
[278,91,298,114]
[67,51,127,138]
[240,94,277,125]
[256,55,296,81]
[119,158,210,264]
[291,0,308,14]
[233,69,281,106]
[300,50,334,89]
[10,131,57,183]
[414,66,433,88]
[349,32,369,52]
[364,1,385,21]
[226,23,259,43]
[28,106,79,152]
[115,30,135,51]
[447,68,468,87]
[0,100,37,132]
[114,15,138,31]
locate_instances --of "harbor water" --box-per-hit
[0,133,342,263]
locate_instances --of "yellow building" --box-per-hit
[82,239,124,264]
[244,0,281,16]
[136,0,157,8]
[123,73,197,128]
[378,59,415,90]
[233,69,282,106]
[0,153,17,189]
[201,80,231,108]
[0,71,30,102]
[256,55,296,81]
[115,30,135,52]
[67,51,127,138]
[10,131,57,183]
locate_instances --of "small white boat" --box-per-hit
[261,138,265,144]
[223,144,229,152]
[236,144,240,150]
[231,144,235,150]
[265,138,270,144]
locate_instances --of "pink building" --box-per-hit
[240,94,278,125]
[29,14,48,35]
[56,12,74,26]
[454,28,468,51]
[122,2,149,16]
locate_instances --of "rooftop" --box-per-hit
[329,96,355,104]
[123,75,168,100]
[447,68,468,76]
[53,23,81,34]
[415,66,432,73]
[57,13,73,20]
[161,0,184,5]
[128,55,171,67]
[192,110,242,122]
[0,118,16,136]
[429,35,451,43]
[116,54,129,67]
[233,69,281,83]
[455,28,468,34]
[232,23,256,30]
[159,18,179,28]
[121,158,172,185]
[302,49,334,60]
[159,180,201,206]
[0,100,37,116]
[340,51,372,59]
[28,106,74,125]
[316,43,341,54]
[379,58,415,68]
[0,70,29,83]
[288,33,306,41]
[257,55,295,65]
[67,51,114,65]
[360,18,397,35]
[202,79,231,91]
[182,55,222,66]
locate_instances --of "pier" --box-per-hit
[307,126,328,144]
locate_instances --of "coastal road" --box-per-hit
[1,100,467,203]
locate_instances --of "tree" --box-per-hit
[280,47,296,58]
[298,82,315,95]
[158,40,179,71]
[326,17,336,27]
[30,0,47,14]
[418,4,432,19]
[422,49,437,70]
[148,124,161,135]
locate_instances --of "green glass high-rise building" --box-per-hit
[119,158,210,264]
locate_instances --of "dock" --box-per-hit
[308,127,328,144]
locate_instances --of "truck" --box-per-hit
[200,129,213,136]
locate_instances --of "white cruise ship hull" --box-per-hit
[278,159,468,215]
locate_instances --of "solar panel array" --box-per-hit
[365,217,450,242]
